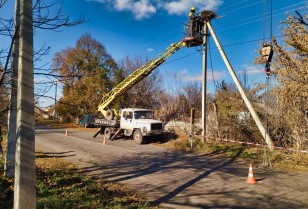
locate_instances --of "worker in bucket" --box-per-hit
[188,6,196,37]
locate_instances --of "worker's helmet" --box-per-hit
[191,7,196,12]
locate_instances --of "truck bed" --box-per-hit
[94,118,119,126]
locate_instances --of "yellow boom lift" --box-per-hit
[91,12,204,144]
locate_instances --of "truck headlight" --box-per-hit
[142,127,147,133]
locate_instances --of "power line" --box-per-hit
[217,0,252,12]
[116,2,304,63]
[161,35,283,66]
[208,38,216,89]
[263,0,267,41]
[163,51,199,65]
[221,0,263,15]
[217,6,306,33]
[221,2,306,31]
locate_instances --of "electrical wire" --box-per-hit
[217,6,306,33]
[270,0,273,42]
[162,51,199,65]
[123,2,304,60]
[263,0,267,41]
[230,2,305,27]
[221,0,263,15]
[217,0,252,12]
[208,37,217,91]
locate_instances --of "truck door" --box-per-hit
[120,111,134,130]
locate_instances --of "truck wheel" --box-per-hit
[133,129,143,145]
[104,127,112,140]
[106,109,114,120]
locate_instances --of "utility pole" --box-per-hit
[14,0,36,208]
[53,80,57,122]
[206,21,274,150]
[4,0,20,178]
[201,21,208,143]
[189,108,195,149]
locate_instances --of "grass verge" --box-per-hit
[164,130,308,171]
[0,153,156,209]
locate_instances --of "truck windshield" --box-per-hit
[134,111,153,119]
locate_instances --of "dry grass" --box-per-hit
[162,127,308,171]
[35,153,155,208]
[0,151,159,209]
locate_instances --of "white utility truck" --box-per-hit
[94,108,163,144]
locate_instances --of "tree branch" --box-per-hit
[0,0,8,8]
[294,11,308,26]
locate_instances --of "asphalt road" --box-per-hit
[35,125,308,209]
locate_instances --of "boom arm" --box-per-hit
[98,41,186,118]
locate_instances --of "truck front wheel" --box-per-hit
[133,129,143,145]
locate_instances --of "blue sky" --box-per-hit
[1,0,307,108]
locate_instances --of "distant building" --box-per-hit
[34,106,49,119]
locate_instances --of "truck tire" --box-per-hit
[133,129,143,145]
[104,127,112,140]
[105,109,114,120]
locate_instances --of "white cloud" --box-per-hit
[178,70,226,82]
[133,0,157,20]
[240,64,263,75]
[87,0,156,20]
[86,0,223,19]
[163,0,223,15]
[146,47,154,52]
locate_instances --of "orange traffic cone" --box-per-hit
[246,164,256,184]
[103,136,107,145]
[65,129,68,136]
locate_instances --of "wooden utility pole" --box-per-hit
[14,0,36,208]
[189,108,195,149]
[201,21,208,143]
[5,0,20,178]
[53,80,57,122]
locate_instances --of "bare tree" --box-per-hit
[0,0,86,120]
[155,73,199,122]
[271,12,308,149]
[182,81,202,117]
[0,0,85,85]
[118,55,163,109]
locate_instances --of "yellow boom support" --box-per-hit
[98,41,186,118]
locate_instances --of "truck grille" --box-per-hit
[151,123,163,130]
